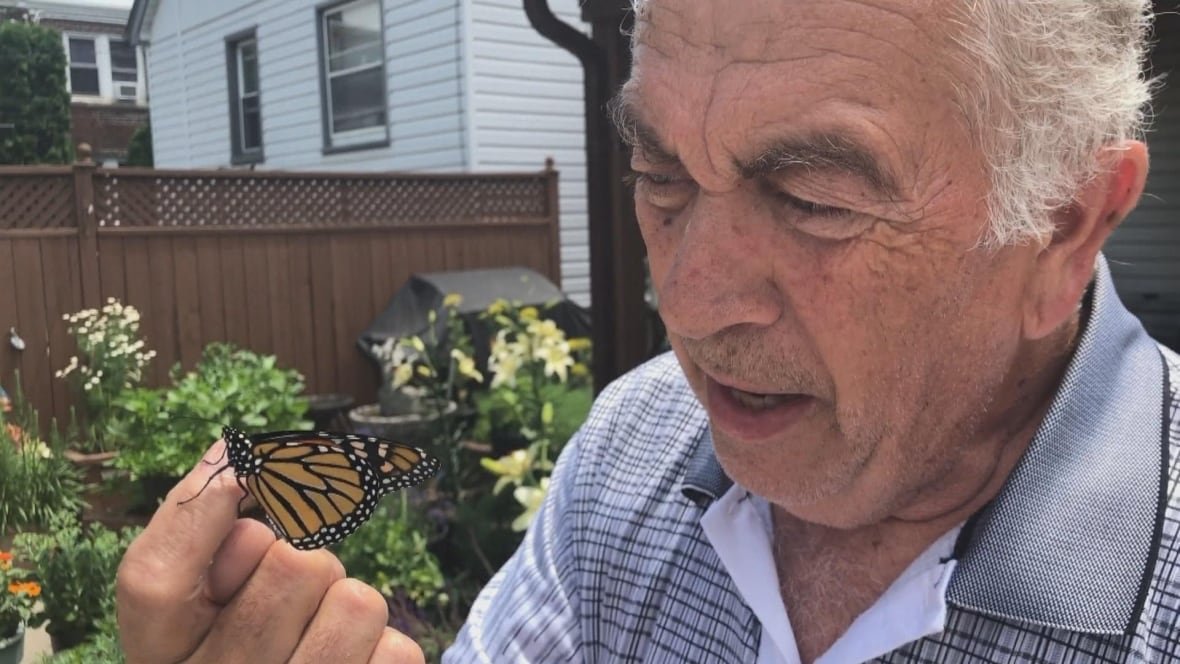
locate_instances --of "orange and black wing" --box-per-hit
[243,432,438,550]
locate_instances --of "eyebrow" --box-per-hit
[739,135,902,200]
[608,90,679,164]
[608,90,902,199]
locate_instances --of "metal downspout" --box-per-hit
[522,0,617,393]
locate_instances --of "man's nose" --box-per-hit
[656,192,781,341]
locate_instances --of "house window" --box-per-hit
[67,36,100,95]
[109,40,139,99]
[226,33,263,162]
[318,0,388,150]
[62,34,145,103]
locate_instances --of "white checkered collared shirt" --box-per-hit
[444,257,1180,663]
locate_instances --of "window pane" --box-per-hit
[110,40,137,72]
[329,66,385,133]
[68,37,96,65]
[325,2,382,73]
[239,42,259,95]
[70,67,100,94]
[113,70,138,82]
[242,108,262,151]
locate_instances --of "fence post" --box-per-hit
[544,157,562,288]
[73,143,101,309]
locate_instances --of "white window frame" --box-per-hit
[109,39,139,96]
[230,36,263,158]
[319,0,388,150]
[64,34,103,97]
[61,32,146,105]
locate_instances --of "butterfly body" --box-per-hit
[218,425,439,550]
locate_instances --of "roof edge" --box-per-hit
[123,0,152,45]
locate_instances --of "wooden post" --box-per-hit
[544,157,562,288]
[73,143,101,309]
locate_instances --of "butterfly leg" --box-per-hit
[235,492,250,517]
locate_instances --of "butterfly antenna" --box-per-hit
[172,414,230,429]
[176,463,233,506]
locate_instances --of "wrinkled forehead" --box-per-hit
[632,0,954,58]
[630,0,966,94]
[625,0,973,183]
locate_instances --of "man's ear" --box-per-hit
[1023,140,1149,339]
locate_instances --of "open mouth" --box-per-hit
[705,374,813,440]
[725,387,797,411]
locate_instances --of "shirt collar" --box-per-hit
[681,255,1170,635]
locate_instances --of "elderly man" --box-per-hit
[116,1,1179,662]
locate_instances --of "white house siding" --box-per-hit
[143,0,590,304]
[467,0,590,305]
[145,0,466,172]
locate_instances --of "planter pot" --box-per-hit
[63,450,150,529]
[306,393,355,431]
[64,449,119,486]
[377,384,436,418]
[49,626,91,653]
[348,402,458,447]
[0,623,24,664]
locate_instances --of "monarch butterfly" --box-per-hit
[180,426,440,550]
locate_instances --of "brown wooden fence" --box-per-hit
[0,155,561,431]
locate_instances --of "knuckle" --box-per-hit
[116,551,178,608]
[378,628,426,664]
[327,578,388,622]
[250,544,346,617]
[267,542,345,587]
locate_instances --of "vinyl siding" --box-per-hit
[1109,7,1180,350]
[144,0,465,172]
[467,0,590,305]
[144,0,589,304]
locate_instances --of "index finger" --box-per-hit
[131,440,248,587]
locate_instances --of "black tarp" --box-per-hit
[357,267,592,376]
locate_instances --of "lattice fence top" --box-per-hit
[92,172,553,228]
[0,173,77,230]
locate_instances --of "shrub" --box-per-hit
[125,122,152,167]
[332,494,447,609]
[0,17,71,165]
[476,301,591,531]
[0,551,42,639]
[56,298,156,452]
[0,378,85,535]
[13,512,140,650]
[109,343,312,479]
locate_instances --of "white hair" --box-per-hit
[950,1,1155,247]
[626,1,1156,247]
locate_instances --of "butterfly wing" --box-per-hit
[243,431,438,551]
[339,436,441,493]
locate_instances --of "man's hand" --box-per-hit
[116,441,425,664]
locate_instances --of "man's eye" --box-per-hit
[630,172,684,188]
[772,189,850,218]
[630,172,695,208]
[769,187,875,240]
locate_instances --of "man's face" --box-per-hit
[625,0,1044,526]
